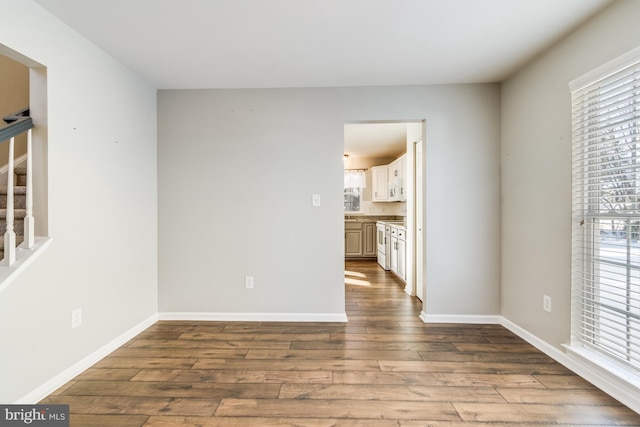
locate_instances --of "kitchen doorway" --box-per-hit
[343,120,425,302]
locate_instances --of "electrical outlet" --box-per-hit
[245,276,254,289]
[543,295,552,313]
[71,308,82,328]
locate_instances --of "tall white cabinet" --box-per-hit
[371,165,389,202]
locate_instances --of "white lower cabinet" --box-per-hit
[388,224,406,282]
[390,227,398,273]
[396,228,406,281]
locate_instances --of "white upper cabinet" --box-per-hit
[371,165,389,202]
[399,154,407,202]
[387,153,406,202]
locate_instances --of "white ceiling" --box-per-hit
[344,122,408,159]
[34,0,612,90]
[32,0,613,157]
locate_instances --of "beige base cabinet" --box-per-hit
[345,223,363,257]
[363,223,377,257]
[345,221,377,258]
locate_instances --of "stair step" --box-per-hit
[0,186,27,209]
[0,186,27,195]
[0,169,28,259]
[0,209,26,236]
[14,167,27,186]
[0,209,27,218]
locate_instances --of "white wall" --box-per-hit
[158,84,501,319]
[501,0,640,349]
[0,1,158,402]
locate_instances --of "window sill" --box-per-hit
[0,237,52,294]
[563,343,640,407]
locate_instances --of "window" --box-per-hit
[344,170,366,213]
[570,47,640,376]
[344,187,361,212]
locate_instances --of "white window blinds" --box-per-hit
[570,48,640,374]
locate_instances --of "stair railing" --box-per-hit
[0,107,34,266]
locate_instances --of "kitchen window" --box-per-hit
[570,46,640,379]
[344,169,366,213]
[344,187,361,212]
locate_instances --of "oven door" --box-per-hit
[376,223,386,254]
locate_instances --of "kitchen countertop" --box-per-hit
[378,220,406,229]
[344,215,404,223]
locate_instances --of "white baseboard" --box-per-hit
[17,306,639,415]
[419,311,502,324]
[159,312,348,322]
[15,313,158,404]
[501,317,640,415]
[499,317,568,361]
[421,313,640,414]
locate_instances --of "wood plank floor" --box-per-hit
[42,259,640,426]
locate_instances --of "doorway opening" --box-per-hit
[0,45,48,238]
[343,120,426,305]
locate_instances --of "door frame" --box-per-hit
[343,119,426,304]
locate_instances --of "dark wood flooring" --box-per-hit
[41,259,640,426]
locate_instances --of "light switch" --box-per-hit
[312,194,321,207]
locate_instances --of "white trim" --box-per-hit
[569,45,640,92]
[15,313,158,404]
[501,317,640,415]
[420,312,640,413]
[564,345,640,390]
[500,317,571,364]
[10,305,640,414]
[419,312,501,324]
[159,312,349,323]
[0,237,52,294]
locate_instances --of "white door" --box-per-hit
[415,139,424,301]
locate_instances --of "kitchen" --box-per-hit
[344,121,424,300]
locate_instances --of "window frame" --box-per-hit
[570,46,640,378]
[344,169,367,214]
[344,186,363,213]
